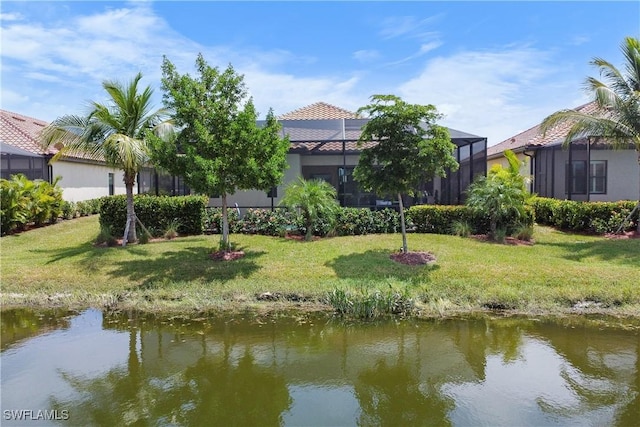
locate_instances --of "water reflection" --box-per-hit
[1,309,639,426]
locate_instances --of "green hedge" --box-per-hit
[203,207,401,237]
[335,208,401,235]
[531,197,638,233]
[407,204,534,236]
[99,195,208,237]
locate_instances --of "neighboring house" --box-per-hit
[209,102,487,210]
[0,109,187,201]
[487,102,639,202]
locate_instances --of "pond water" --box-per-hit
[1,308,639,426]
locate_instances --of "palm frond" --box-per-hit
[103,133,149,174]
[542,37,640,153]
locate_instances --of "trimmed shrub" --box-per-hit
[407,204,533,237]
[61,201,78,220]
[201,207,401,238]
[334,208,375,236]
[234,208,297,236]
[371,208,401,234]
[530,197,638,233]
[203,207,241,234]
[100,195,208,237]
[407,205,473,234]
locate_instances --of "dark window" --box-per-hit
[589,160,607,194]
[566,160,607,195]
[108,173,114,196]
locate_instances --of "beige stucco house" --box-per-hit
[487,102,639,202]
[1,109,132,202]
[1,109,188,201]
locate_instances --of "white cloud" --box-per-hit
[0,12,23,22]
[353,49,381,62]
[243,67,365,117]
[386,40,443,66]
[379,15,442,40]
[0,2,374,121]
[398,47,584,144]
[570,35,590,46]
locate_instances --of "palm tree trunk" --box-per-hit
[221,193,230,251]
[398,193,408,253]
[304,212,313,242]
[123,177,137,246]
[490,217,497,240]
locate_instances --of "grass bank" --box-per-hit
[1,215,639,318]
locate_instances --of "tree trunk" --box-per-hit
[221,193,230,251]
[304,211,313,242]
[398,193,408,253]
[123,177,137,246]
[490,217,497,240]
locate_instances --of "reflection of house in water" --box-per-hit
[25,311,638,426]
[529,320,640,424]
[115,316,487,388]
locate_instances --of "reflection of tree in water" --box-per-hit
[155,349,291,426]
[1,308,72,350]
[50,329,152,426]
[51,328,291,426]
[354,359,453,427]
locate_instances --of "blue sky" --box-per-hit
[1,1,638,145]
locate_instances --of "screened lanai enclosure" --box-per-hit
[531,138,639,202]
[0,142,51,181]
[261,118,487,208]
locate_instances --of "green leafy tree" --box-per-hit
[148,54,290,251]
[280,177,339,241]
[541,36,640,232]
[466,149,531,240]
[354,94,458,253]
[40,73,171,245]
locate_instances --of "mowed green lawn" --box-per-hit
[2,215,639,316]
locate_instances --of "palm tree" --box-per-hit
[541,36,640,232]
[280,177,339,241]
[466,150,530,240]
[40,73,171,245]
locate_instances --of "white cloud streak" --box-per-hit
[398,47,585,144]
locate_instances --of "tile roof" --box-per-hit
[290,140,378,154]
[487,101,600,158]
[279,102,359,120]
[0,109,54,156]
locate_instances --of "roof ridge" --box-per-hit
[279,101,358,120]
[0,109,49,125]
